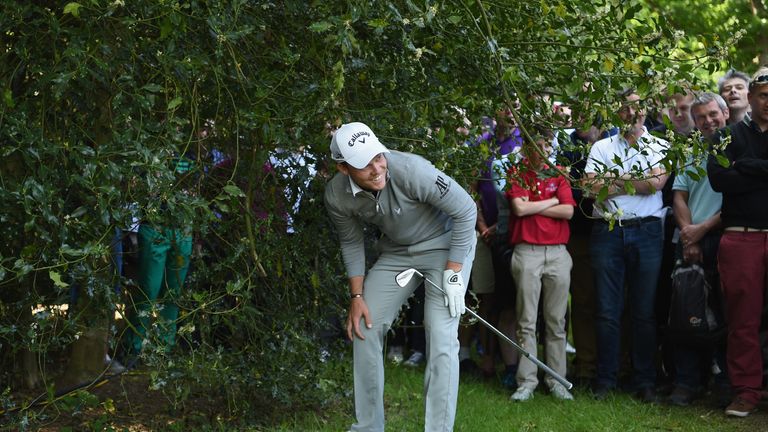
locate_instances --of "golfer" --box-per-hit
[325,122,476,432]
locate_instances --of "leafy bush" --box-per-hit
[0,0,734,423]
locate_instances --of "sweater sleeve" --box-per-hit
[734,158,768,177]
[324,182,367,278]
[707,130,768,194]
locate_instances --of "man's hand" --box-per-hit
[442,269,466,317]
[683,242,703,264]
[679,223,707,247]
[480,224,497,244]
[346,297,372,341]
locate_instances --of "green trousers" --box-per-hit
[124,225,192,355]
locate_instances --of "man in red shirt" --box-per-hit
[506,129,576,402]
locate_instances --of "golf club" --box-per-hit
[395,268,573,390]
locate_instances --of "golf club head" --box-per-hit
[395,268,422,288]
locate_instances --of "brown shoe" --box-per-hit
[724,397,757,417]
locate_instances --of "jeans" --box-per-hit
[591,218,663,390]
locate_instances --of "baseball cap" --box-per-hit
[330,122,389,169]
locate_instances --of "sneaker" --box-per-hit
[565,342,576,354]
[105,354,127,375]
[637,387,660,404]
[591,384,614,400]
[667,386,696,407]
[724,397,757,417]
[500,365,518,389]
[403,351,425,367]
[459,358,481,376]
[573,376,593,391]
[510,386,534,402]
[387,346,404,364]
[549,382,574,400]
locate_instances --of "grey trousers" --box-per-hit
[350,232,475,432]
[510,243,572,390]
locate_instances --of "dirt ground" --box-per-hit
[2,371,238,432]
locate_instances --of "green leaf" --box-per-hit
[142,83,163,93]
[309,21,333,32]
[623,180,636,195]
[715,154,730,168]
[70,206,87,218]
[216,202,230,213]
[49,270,69,288]
[367,18,388,29]
[223,184,245,197]
[601,59,614,73]
[3,88,14,108]
[63,2,82,17]
[160,17,174,40]
[597,186,609,203]
[332,61,345,94]
[167,97,182,110]
[447,15,461,25]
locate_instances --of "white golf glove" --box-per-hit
[442,269,466,317]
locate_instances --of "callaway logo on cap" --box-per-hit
[330,122,390,169]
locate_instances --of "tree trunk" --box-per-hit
[58,294,110,390]
[19,348,41,390]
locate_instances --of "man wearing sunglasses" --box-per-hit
[707,67,768,418]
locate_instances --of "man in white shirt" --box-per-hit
[584,90,669,402]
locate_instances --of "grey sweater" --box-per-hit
[325,151,477,277]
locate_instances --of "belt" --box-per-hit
[616,216,660,227]
[724,226,768,233]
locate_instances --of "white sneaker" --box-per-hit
[387,346,404,364]
[510,386,534,402]
[550,382,574,400]
[104,354,126,374]
[565,342,576,354]
[403,351,425,367]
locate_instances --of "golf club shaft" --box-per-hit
[420,274,573,390]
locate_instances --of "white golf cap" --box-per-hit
[330,122,389,169]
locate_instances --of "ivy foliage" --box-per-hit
[0,0,732,421]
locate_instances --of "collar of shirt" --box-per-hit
[744,117,768,134]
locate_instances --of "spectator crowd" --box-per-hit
[384,67,768,419]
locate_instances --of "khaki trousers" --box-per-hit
[510,243,572,390]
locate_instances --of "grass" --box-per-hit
[263,361,764,432]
